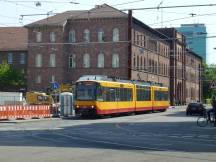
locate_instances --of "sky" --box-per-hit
[0,0,216,64]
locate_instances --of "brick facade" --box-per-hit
[156,28,202,105]
[0,27,28,91]
[26,5,170,92]
[25,4,202,105]
[185,49,202,103]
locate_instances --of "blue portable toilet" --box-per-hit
[60,92,75,117]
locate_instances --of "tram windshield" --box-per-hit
[76,82,97,100]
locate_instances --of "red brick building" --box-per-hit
[25,4,170,91]
[0,27,28,91]
[156,28,202,105]
[185,49,202,103]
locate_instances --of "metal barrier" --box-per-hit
[0,105,51,120]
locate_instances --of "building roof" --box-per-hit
[25,4,127,27]
[26,10,84,27]
[0,27,27,51]
[71,4,127,19]
[186,48,202,60]
[133,19,170,41]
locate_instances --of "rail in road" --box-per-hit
[0,106,216,162]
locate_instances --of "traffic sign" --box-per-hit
[51,82,59,90]
[210,81,216,89]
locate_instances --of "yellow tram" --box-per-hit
[74,76,169,116]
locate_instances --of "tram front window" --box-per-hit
[76,82,96,100]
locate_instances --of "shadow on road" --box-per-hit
[0,117,216,153]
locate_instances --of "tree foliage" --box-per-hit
[0,62,26,91]
[203,64,216,99]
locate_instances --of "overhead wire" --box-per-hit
[113,0,145,6]
[149,12,216,26]
[0,0,50,12]
[120,3,216,11]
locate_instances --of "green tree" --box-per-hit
[0,62,26,91]
[203,64,216,100]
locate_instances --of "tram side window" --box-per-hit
[136,87,151,101]
[161,91,168,101]
[96,85,103,101]
[101,87,132,102]
[154,91,168,101]
[154,91,161,101]
[144,87,151,100]
[105,88,116,101]
[127,88,132,101]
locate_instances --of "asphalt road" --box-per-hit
[0,106,216,162]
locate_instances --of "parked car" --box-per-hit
[186,102,206,116]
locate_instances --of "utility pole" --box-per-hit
[157,0,165,28]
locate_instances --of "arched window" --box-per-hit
[36,32,42,42]
[97,53,104,68]
[69,30,76,43]
[84,29,90,42]
[83,53,90,68]
[49,54,56,67]
[35,54,42,67]
[50,32,56,42]
[98,28,104,42]
[112,28,119,42]
[69,54,76,68]
[112,54,119,68]
[35,75,41,84]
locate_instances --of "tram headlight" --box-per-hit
[76,105,79,108]
[91,105,94,108]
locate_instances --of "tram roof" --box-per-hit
[77,75,164,87]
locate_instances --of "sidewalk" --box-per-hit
[0,117,60,123]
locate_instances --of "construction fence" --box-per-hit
[0,105,51,120]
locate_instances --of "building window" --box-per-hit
[144,57,146,70]
[50,32,56,42]
[140,56,143,69]
[133,55,136,68]
[69,30,76,43]
[148,59,151,72]
[155,62,158,74]
[36,32,42,42]
[137,55,139,69]
[7,53,13,64]
[50,75,55,82]
[35,75,41,84]
[69,54,76,68]
[84,29,90,42]
[83,53,90,68]
[97,53,104,68]
[112,28,119,42]
[98,28,104,42]
[20,53,25,64]
[112,54,119,68]
[49,54,56,67]
[35,54,42,67]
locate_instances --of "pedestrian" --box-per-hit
[207,96,216,124]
